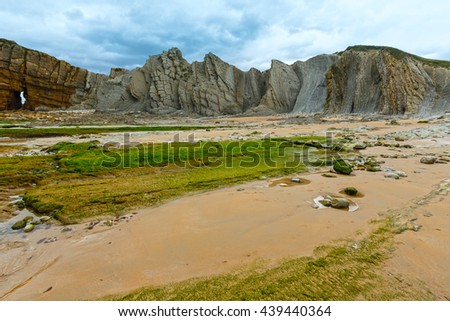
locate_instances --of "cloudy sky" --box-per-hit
[1,0,449,74]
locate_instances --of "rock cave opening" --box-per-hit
[7,89,27,110]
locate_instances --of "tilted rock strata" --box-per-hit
[0,38,106,111]
[96,49,267,116]
[292,54,339,113]
[324,49,450,115]
[1,39,449,116]
[95,47,450,116]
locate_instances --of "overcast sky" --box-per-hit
[1,0,449,74]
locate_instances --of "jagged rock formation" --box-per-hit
[95,46,449,116]
[96,48,267,116]
[259,60,300,113]
[1,39,449,116]
[0,38,106,111]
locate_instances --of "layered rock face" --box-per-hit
[96,46,449,116]
[0,39,106,111]
[96,48,267,116]
[1,39,449,116]
[324,48,450,115]
[292,54,339,113]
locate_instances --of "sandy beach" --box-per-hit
[0,117,449,300]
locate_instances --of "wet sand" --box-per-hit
[0,117,449,300]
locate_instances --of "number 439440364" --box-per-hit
[259,305,331,317]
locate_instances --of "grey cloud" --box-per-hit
[0,0,448,74]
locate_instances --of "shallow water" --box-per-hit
[0,196,47,237]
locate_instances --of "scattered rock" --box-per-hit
[343,187,358,196]
[322,173,337,178]
[420,156,437,164]
[384,173,400,179]
[412,224,422,232]
[61,227,73,233]
[40,216,51,222]
[353,143,367,150]
[279,183,288,187]
[258,176,267,180]
[11,220,27,230]
[24,223,35,233]
[104,220,113,227]
[291,177,301,183]
[237,188,245,191]
[333,159,353,175]
[395,171,408,178]
[331,198,350,209]
[43,237,58,244]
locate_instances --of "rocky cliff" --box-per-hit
[0,38,106,111]
[95,48,267,116]
[1,39,449,116]
[324,46,450,115]
[95,46,450,116]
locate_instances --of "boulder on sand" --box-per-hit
[333,159,353,175]
[11,219,26,230]
[420,156,437,164]
[344,187,358,196]
[331,198,350,209]
[24,223,35,233]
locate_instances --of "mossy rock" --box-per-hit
[366,165,381,172]
[23,215,34,222]
[333,159,353,175]
[24,224,35,233]
[344,187,358,196]
[11,219,26,230]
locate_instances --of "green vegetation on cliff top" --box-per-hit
[344,45,450,68]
